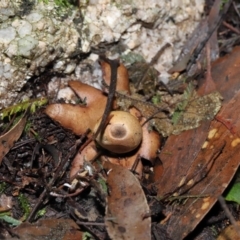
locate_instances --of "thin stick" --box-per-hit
[27,134,86,222]
[93,56,120,139]
[186,0,232,72]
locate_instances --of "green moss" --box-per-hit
[220,0,229,10]
[151,94,161,105]
[171,83,194,125]
[39,0,73,7]
[18,193,31,221]
[1,97,48,120]
[38,0,78,18]
[82,232,95,240]
[0,182,7,194]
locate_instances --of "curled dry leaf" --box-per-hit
[0,115,27,165]
[104,161,151,240]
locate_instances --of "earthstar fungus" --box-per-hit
[45,59,161,178]
[93,111,143,154]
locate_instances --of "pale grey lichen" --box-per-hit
[79,0,204,76]
[0,0,80,110]
[0,0,204,110]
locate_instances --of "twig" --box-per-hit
[27,134,86,222]
[222,21,240,35]
[233,1,240,19]
[76,221,105,226]
[186,0,232,73]
[93,56,120,139]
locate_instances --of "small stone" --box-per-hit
[0,27,16,45]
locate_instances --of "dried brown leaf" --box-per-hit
[154,46,240,240]
[158,94,240,239]
[0,115,27,165]
[10,218,82,240]
[104,162,151,240]
[168,0,224,75]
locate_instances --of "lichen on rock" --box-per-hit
[0,0,204,110]
[79,0,204,77]
[0,0,81,110]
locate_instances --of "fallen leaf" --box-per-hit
[154,46,240,239]
[159,94,240,239]
[168,0,229,75]
[225,182,240,205]
[205,46,240,103]
[10,218,82,240]
[0,194,12,211]
[0,115,27,165]
[104,162,151,240]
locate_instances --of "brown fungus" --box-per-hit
[93,111,143,154]
[45,81,107,135]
